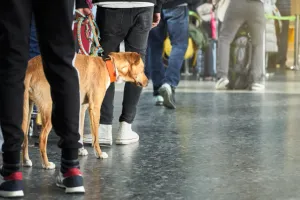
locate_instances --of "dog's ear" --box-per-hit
[129,52,141,65]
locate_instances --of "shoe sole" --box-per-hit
[155,101,163,106]
[158,87,176,109]
[215,80,229,90]
[251,87,265,91]
[56,183,85,194]
[0,190,24,197]
[83,139,112,146]
[115,137,139,145]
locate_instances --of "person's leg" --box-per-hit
[96,6,128,125]
[163,6,189,87]
[33,0,84,193]
[29,15,40,60]
[81,6,128,145]
[246,0,265,88]
[121,7,153,122]
[157,6,188,109]
[215,0,246,89]
[277,20,290,68]
[115,7,153,144]
[0,0,32,197]
[146,16,166,97]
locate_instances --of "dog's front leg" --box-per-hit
[88,92,108,159]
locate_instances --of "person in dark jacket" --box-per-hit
[146,0,189,109]
[82,0,164,146]
[276,0,291,68]
[0,0,90,197]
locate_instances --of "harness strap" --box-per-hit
[104,58,117,83]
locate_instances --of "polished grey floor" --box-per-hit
[2,69,300,200]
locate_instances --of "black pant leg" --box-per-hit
[33,0,81,159]
[96,6,127,125]
[0,0,33,164]
[100,83,116,125]
[120,7,153,123]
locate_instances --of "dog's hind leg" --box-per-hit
[38,106,55,170]
[88,93,108,159]
[78,104,89,156]
[22,97,34,167]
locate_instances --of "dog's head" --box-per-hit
[108,52,148,87]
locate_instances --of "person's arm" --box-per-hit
[154,0,163,13]
[152,0,164,27]
[75,0,93,21]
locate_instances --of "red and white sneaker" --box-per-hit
[56,168,85,194]
[0,171,24,198]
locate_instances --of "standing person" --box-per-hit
[215,0,266,91]
[0,0,91,197]
[82,0,163,145]
[146,0,189,109]
[276,0,291,69]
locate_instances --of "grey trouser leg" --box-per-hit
[217,0,265,82]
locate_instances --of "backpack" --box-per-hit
[228,24,252,89]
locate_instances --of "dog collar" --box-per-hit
[104,58,117,83]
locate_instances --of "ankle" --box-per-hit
[1,163,21,177]
[60,158,80,174]
[3,151,20,166]
[62,149,78,160]
[2,171,23,181]
[61,148,80,174]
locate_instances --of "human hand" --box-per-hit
[76,8,93,24]
[152,13,161,28]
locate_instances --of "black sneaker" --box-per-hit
[158,83,176,109]
[56,168,85,194]
[0,171,24,198]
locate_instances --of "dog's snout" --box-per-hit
[135,73,148,87]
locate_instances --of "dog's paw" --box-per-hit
[23,159,33,167]
[42,162,56,170]
[78,148,88,156]
[96,152,108,159]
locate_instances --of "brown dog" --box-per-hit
[22,52,148,169]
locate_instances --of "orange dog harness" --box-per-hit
[105,58,117,83]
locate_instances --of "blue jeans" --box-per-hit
[29,16,40,60]
[146,6,188,95]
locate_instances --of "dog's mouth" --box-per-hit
[134,74,148,87]
[136,82,143,87]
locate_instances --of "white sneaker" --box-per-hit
[83,124,112,145]
[215,78,229,90]
[251,83,265,91]
[154,95,164,106]
[115,122,139,145]
[158,83,176,109]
